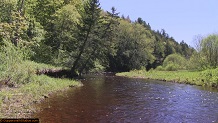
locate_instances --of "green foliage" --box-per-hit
[0,11,28,45]
[165,63,179,71]
[40,3,81,65]
[117,70,204,87]
[33,0,63,28]
[0,0,45,50]
[108,16,195,72]
[69,0,103,74]
[70,0,120,75]
[155,66,165,71]
[0,0,17,22]
[0,0,195,74]
[30,42,53,64]
[180,41,194,58]
[188,34,218,70]
[110,19,155,71]
[90,60,106,73]
[0,73,82,118]
[0,41,31,85]
[201,34,218,67]
[188,52,208,70]
[162,53,187,71]
[19,75,82,99]
[118,67,218,88]
[200,68,218,86]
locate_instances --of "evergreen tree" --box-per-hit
[70,0,112,76]
[78,7,120,75]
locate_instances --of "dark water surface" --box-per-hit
[34,74,218,123]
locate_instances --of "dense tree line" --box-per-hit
[0,0,195,76]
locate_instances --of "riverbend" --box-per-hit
[34,74,218,123]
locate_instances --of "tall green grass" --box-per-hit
[0,41,82,118]
[0,74,82,118]
[0,41,27,85]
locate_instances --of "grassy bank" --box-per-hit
[116,69,218,88]
[0,61,83,118]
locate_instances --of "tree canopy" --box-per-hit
[0,0,196,76]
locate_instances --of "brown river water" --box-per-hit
[33,73,218,123]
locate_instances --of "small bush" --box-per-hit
[165,64,178,71]
[200,68,218,86]
[155,66,165,71]
[163,53,187,70]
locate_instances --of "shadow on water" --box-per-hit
[33,73,218,123]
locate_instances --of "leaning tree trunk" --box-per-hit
[70,24,93,77]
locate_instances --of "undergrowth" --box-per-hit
[0,41,82,118]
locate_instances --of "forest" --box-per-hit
[0,0,196,77]
[1,0,218,82]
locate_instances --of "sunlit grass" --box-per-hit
[0,61,82,118]
[21,61,63,70]
[19,75,82,99]
[117,69,218,87]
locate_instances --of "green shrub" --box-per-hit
[165,64,179,71]
[200,68,218,86]
[163,53,187,70]
[188,52,209,70]
[155,66,165,71]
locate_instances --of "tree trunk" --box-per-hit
[70,24,92,76]
[78,48,97,76]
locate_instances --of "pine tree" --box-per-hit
[77,7,120,75]
[70,0,102,76]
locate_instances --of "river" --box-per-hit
[33,74,218,123]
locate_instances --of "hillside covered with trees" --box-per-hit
[1,0,195,78]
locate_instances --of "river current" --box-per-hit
[34,74,218,123]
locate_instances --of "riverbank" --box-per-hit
[116,69,218,88]
[0,61,83,118]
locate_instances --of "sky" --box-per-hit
[100,0,218,47]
